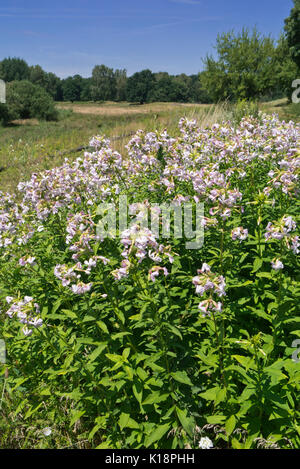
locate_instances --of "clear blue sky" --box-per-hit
[0,0,294,78]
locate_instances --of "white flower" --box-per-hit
[199,436,214,449]
[200,263,211,273]
[22,326,33,337]
[42,427,52,436]
[29,317,43,328]
[271,259,284,271]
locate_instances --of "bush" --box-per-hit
[0,103,10,125]
[5,81,58,122]
[232,99,260,124]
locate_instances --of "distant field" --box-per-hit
[0,101,224,193]
[0,99,298,194]
[57,101,209,116]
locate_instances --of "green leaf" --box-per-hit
[176,407,195,437]
[252,257,263,273]
[206,415,226,424]
[96,320,109,334]
[232,355,255,370]
[166,324,183,340]
[144,423,171,448]
[225,415,236,436]
[215,387,227,405]
[199,387,219,401]
[118,412,129,431]
[105,353,123,363]
[122,347,131,361]
[88,343,107,362]
[142,391,169,405]
[170,371,193,386]
[132,382,143,404]
[136,367,148,381]
[69,410,85,427]
[62,309,77,319]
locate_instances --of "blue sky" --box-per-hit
[0,0,294,78]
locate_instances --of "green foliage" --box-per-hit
[91,65,116,102]
[202,28,295,102]
[0,57,30,82]
[5,81,58,122]
[232,99,260,124]
[114,69,128,102]
[126,69,156,104]
[284,0,300,69]
[272,35,299,102]
[30,66,62,101]
[0,103,10,126]
[62,75,87,102]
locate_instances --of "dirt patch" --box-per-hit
[56,102,207,117]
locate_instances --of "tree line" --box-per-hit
[0,59,211,104]
[0,0,299,120]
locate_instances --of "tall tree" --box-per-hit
[91,65,116,101]
[80,78,92,101]
[284,0,300,69]
[62,75,84,102]
[114,69,127,101]
[126,69,155,104]
[273,35,299,101]
[0,57,30,82]
[45,72,63,101]
[202,28,278,102]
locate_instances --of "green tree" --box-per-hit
[29,65,48,89]
[114,69,127,101]
[91,65,116,101]
[79,78,91,101]
[0,57,30,82]
[5,80,58,122]
[0,103,10,125]
[273,35,299,101]
[202,28,278,102]
[148,73,174,102]
[126,69,155,104]
[62,75,84,102]
[45,72,63,101]
[284,0,300,68]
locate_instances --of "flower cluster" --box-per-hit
[192,264,226,298]
[5,296,43,336]
[231,226,248,242]
[198,299,223,317]
[120,224,173,265]
[148,265,169,282]
[265,216,297,252]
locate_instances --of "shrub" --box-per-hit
[0,103,10,125]
[5,81,58,122]
[232,99,260,124]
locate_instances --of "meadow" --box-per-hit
[0,100,299,449]
[0,99,298,193]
